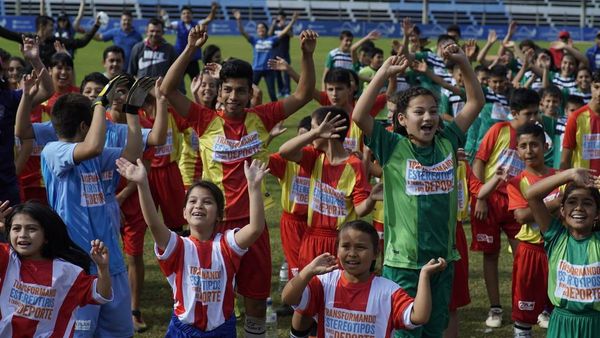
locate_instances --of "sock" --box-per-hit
[490,305,503,313]
[245,316,266,338]
[290,327,310,338]
[514,322,532,336]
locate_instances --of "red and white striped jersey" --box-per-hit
[0,244,110,338]
[295,269,417,338]
[155,230,247,331]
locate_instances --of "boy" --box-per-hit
[567,67,592,103]
[323,30,354,87]
[471,88,541,328]
[507,123,562,336]
[81,72,109,101]
[160,25,316,336]
[359,47,385,90]
[565,94,584,115]
[279,107,376,268]
[19,76,145,337]
[101,46,125,80]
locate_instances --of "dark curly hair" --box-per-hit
[392,87,438,136]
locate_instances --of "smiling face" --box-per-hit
[516,133,546,170]
[121,14,132,31]
[397,94,439,147]
[9,213,45,260]
[576,69,591,91]
[561,188,599,236]
[340,36,353,52]
[198,73,218,107]
[560,55,577,77]
[337,228,376,282]
[256,23,268,38]
[536,52,552,69]
[370,53,384,70]
[183,186,219,232]
[103,51,124,79]
[181,9,193,24]
[50,63,73,91]
[7,59,24,86]
[220,78,252,115]
[540,94,561,118]
[146,23,164,46]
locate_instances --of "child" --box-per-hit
[359,47,385,90]
[565,95,585,116]
[233,10,297,102]
[160,25,317,334]
[323,30,355,77]
[561,70,600,171]
[80,72,109,101]
[506,123,562,336]
[549,43,589,90]
[279,107,377,269]
[116,157,269,336]
[0,201,112,337]
[566,67,591,103]
[282,220,447,338]
[527,168,600,337]
[352,43,485,337]
[471,88,541,328]
[539,86,564,168]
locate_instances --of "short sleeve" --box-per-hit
[299,146,321,171]
[325,53,334,68]
[391,288,417,330]
[317,91,330,106]
[186,102,217,136]
[543,217,565,246]
[170,108,189,132]
[251,101,286,131]
[99,147,123,173]
[467,164,483,196]
[223,229,248,258]
[32,121,57,145]
[507,176,528,211]
[268,153,287,179]
[155,231,184,276]
[293,276,324,317]
[69,272,112,307]
[439,120,466,152]
[475,123,501,162]
[350,158,372,205]
[41,141,77,177]
[364,120,402,167]
[368,94,388,117]
[101,29,115,41]
[562,111,579,150]
[248,36,257,46]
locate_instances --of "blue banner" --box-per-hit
[0,16,597,41]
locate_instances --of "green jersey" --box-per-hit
[544,217,600,312]
[365,121,463,269]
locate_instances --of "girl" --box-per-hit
[202,44,222,65]
[351,44,484,337]
[116,157,269,337]
[0,200,112,337]
[527,168,600,337]
[282,220,447,338]
[6,57,26,90]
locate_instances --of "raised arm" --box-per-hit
[275,12,298,39]
[279,112,347,162]
[281,30,317,118]
[400,17,415,61]
[72,0,86,33]
[233,160,268,249]
[21,36,53,107]
[476,30,497,67]
[63,16,101,50]
[116,158,171,249]
[410,258,447,325]
[282,253,337,306]
[351,30,380,63]
[553,41,589,69]
[160,24,208,117]
[412,59,462,96]
[477,167,507,200]
[352,55,409,137]
[233,10,251,41]
[15,138,33,175]
[200,2,219,26]
[0,24,24,43]
[354,183,381,216]
[268,56,300,84]
[14,73,40,140]
[89,240,112,300]
[447,44,485,133]
[120,77,155,162]
[146,78,168,146]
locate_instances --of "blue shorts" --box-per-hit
[74,271,133,338]
[166,314,236,338]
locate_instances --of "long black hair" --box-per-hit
[5,202,92,273]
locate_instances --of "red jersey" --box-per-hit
[185,102,284,221]
[269,151,311,216]
[300,147,371,229]
[155,231,246,331]
[295,269,416,338]
[141,107,187,168]
[562,104,600,171]
[0,244,109,337]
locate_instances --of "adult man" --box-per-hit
[95,11,142,67]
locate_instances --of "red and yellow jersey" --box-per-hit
[318,92,387,153]
[142,107,187,168]
[475,121,524,194]
[186,102,284,221]
[18,86,79,189]
[179,127,202,187]
[563,104,600,171]
[300,147,371,230]
[268,151,311,217]
[507,169,560,244]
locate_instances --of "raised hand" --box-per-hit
[494,166,509,182]
[551,40,566,50]
[267,56,290,71]
[402,17,414,36]
[570,168,600,188]
[464,39,478,60]
[421,258,447,275]
[412,59,428,73]
[116,157,147,184]
[188,24,208,49]
[190,75,202,99]
[21,72,40,98]
[314,112,347,139]
[305,253,338,276]
[0,200,13,234]
[442,43,468,64]
[507,21,517,37]
[269,121,288,139]
[233,10,241,21]
[53,40,69,55]
[291,12,300,22]
[20,35,40,61]
[300,29,318,54]
[383,55,410,77]
[204,62,222,79]
[244,159,270,187]
[457,148,467,162]
[90,239,110,268]
[154,77,167,104]
[94,74,130,107]
[125,76,155,114]
[487,30,497,44]
[366,30,381,40]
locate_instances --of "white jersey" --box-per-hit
[295,269,417,338]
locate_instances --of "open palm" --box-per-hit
[116,158,147,184]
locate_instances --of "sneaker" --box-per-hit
[132,310,148,333]
[538,310,550,329]
[485,308,503,328]
[514,329,532,338]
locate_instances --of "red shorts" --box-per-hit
[470,191,520,253]
[512,242,549,324]
[298,227,338,270]
[21,186,48,205]
[373,220,384,253]
[219,218,271,299]
[119,189,147,256]
[148,162,187,231]
[280,212,307,279]
[449,221,471,311]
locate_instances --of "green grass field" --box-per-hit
[1,33,595,337]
